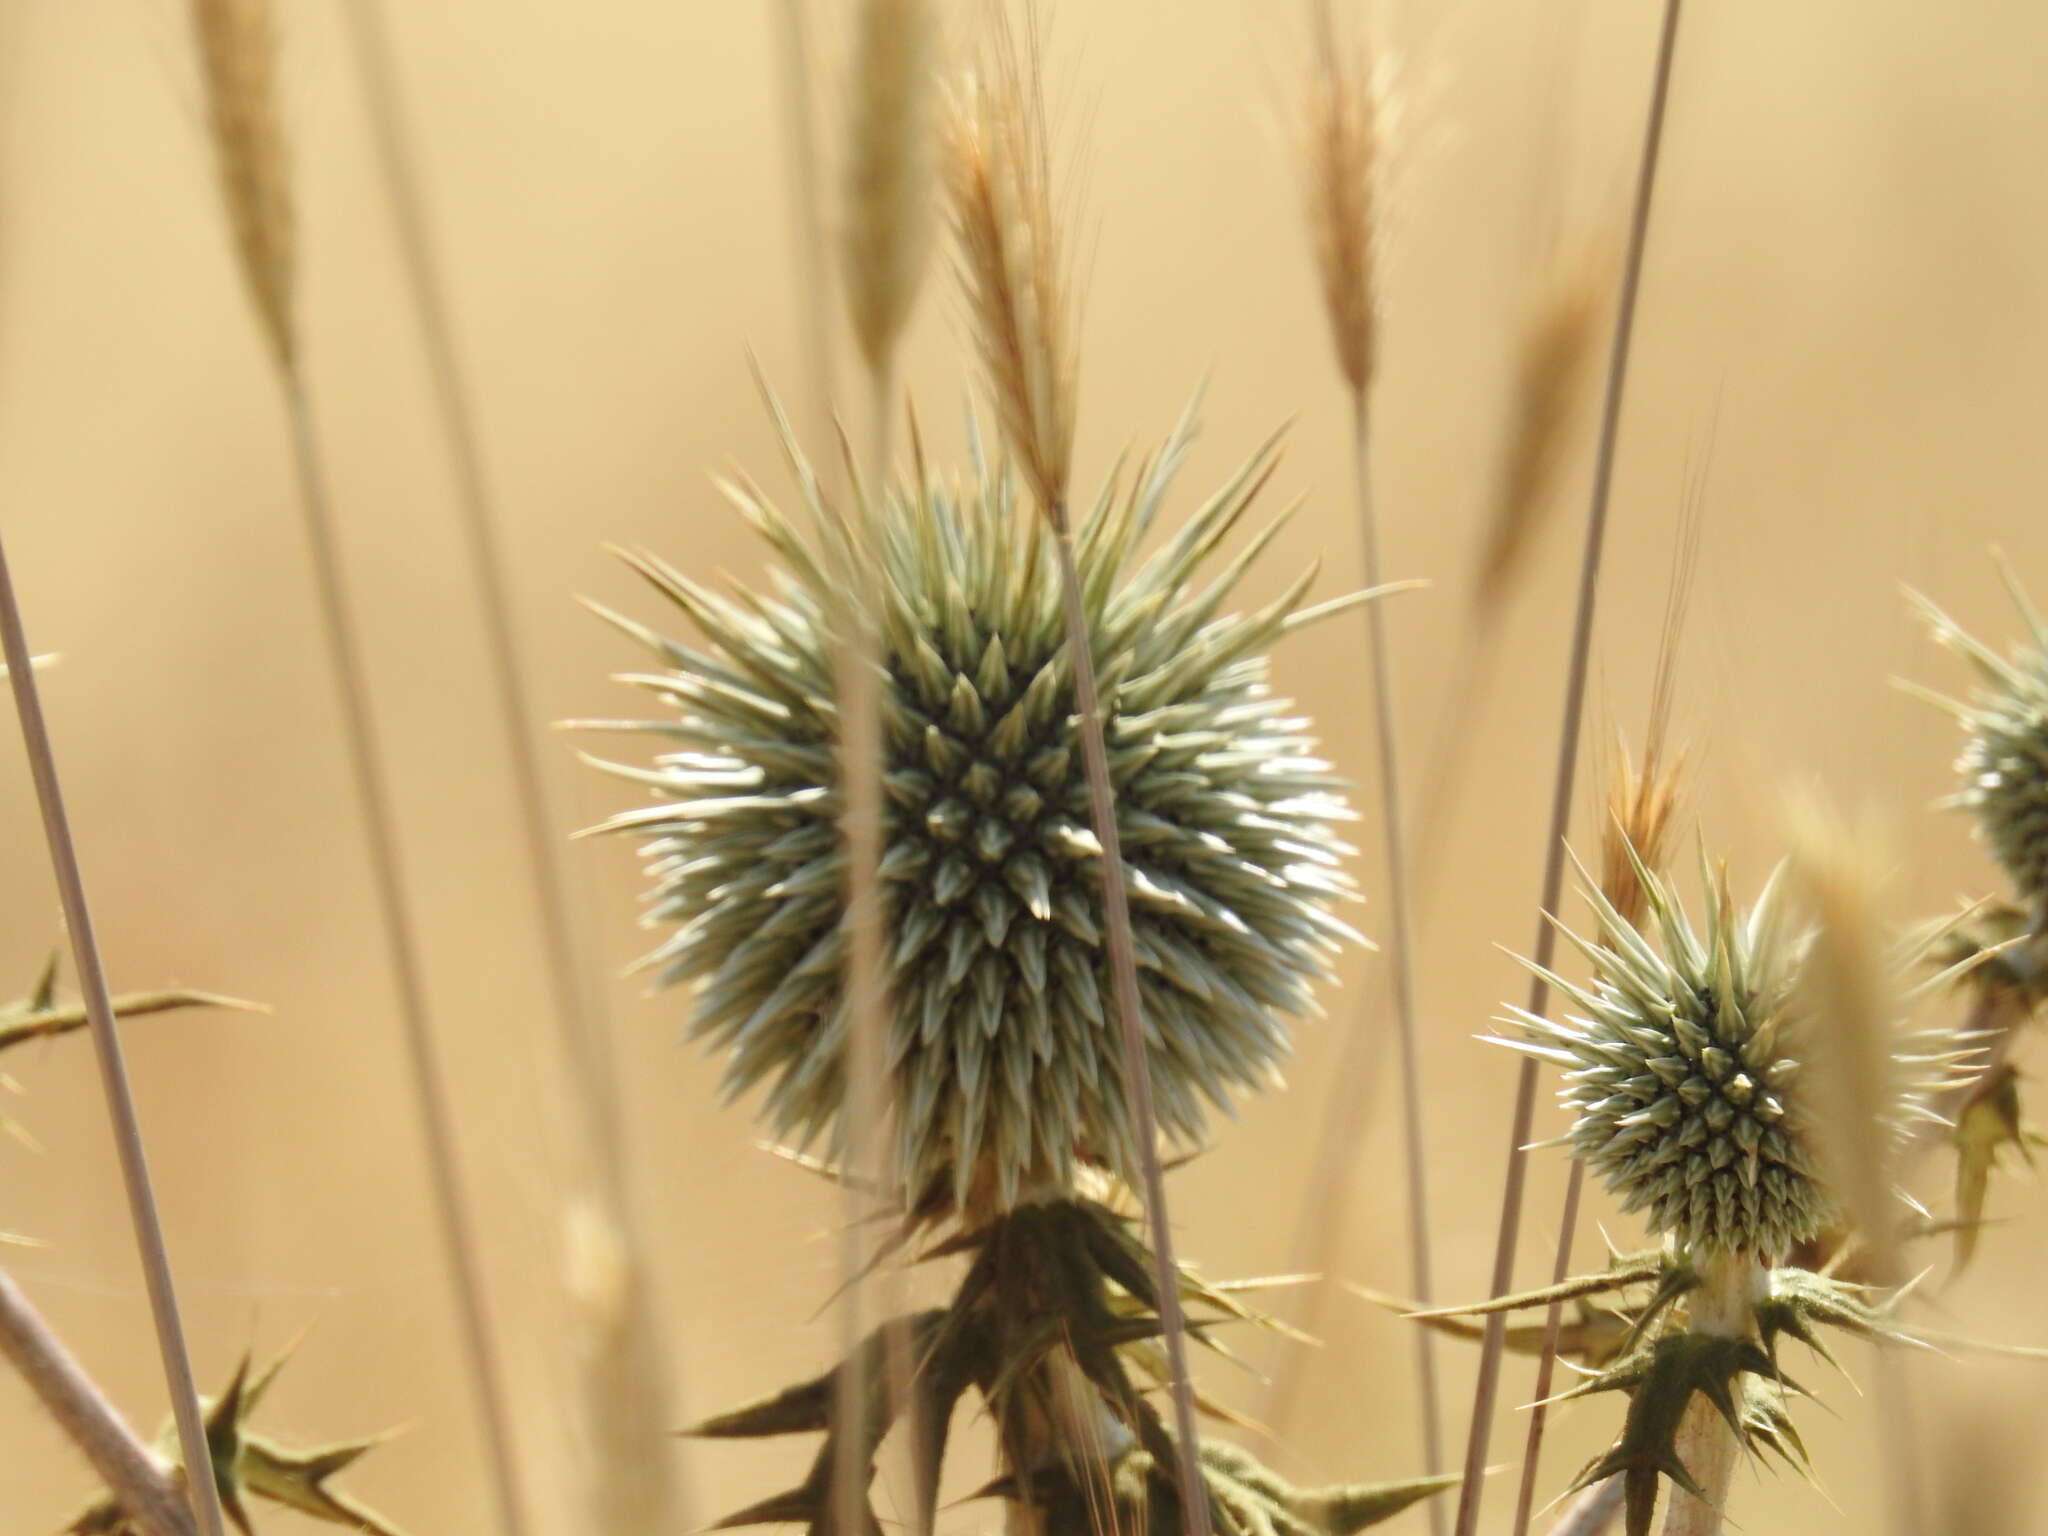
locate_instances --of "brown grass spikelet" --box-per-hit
[1597,733,1685,932]
[1475,246,1614,612]
[191,0,294,369]
[1597,467,1700,929]
[946,10,1077,521]
[840,0,943,376]
[1299,2,1382,400]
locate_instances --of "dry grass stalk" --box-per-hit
[833,5,945,1528]
[334,0,688,1524]
[191,0,294,368]
[947,14,1206,1534]
[1455,3,1689,1532]
[186,9,531,1532]
[1295,6,1444,1519]
[0,1264,195,1536]
[946,13,1076,521]
[841,0,941,378]
[1475,249,1613,614]
[1510,483,1699,1536]
[773,0,841,459]
[0,535,226,1536]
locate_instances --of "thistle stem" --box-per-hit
[1344,387,1445,1521]
[277,372,532,1536]
[1052,525,1213,1536]
[0,1263,194,1536]
[1543,1476,1624,1536]
[333,4,686,1526]
[0,529,225,1536]
[1454,1,1685,1529]
[1658,1255,1755,1536]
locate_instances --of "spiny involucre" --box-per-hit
[1911,573,2048,919]
[585,407,1364,1210]
[1499,848,1833,1259]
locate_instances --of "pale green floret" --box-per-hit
[1498,849,1833,1259]
[585,409,1363,1210]
[1911,574,2048,917]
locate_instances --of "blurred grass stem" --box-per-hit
[1454,2,1686,1531]
[0,528,226,1536]
[278,372,532,1536]
[334,2,688,1526]
[0,1263,195,1536]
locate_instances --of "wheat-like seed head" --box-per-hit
[1299,7,1380,401]
[191,0,294,369]
[1598,737,1685,934]
[840,0,942,378]
[583,409,1363,1211]
[1475,250,1611,610]
[946,17,1076,522]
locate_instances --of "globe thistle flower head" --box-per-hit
[1499,844,1832,1259]
[1910,573,2048,917]
[585,408,1361,1211]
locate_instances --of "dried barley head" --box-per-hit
[585,410,1361,1210]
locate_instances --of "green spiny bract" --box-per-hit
[66,1347,406,1536]
[1499,849,1831,1259]
[685,1193,1452,1536]
[1911,574,2048,919]
[586,408,1361,1208]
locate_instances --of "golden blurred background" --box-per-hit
[3,0,2047,1530]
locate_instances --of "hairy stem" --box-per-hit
[0,530,224,1536]
[1454,2,1686,1530]
[334,3,686,1526]
[1052,526,1212,1536]
[0,1263,194,1536]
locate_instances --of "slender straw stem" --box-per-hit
[0,1263,195,1536]
[1543,1476,1624,1536]
[0,532,225,1536]
[335,0,627,1185]
[277,373,532,1536]
[1344,389,1445,1521]
[773,0,841,459]
[1452,3,1685,1531]
[828,364,897,1536]
[1051,525,1212,1536]
[331,6,686,1525]
[1266,637,1489,1444]
[1511,1160,1587,1533]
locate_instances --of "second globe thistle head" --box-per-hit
[587,406,1362,1212]
[1910,570,2048,921]
[1503,844,1830,1260]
